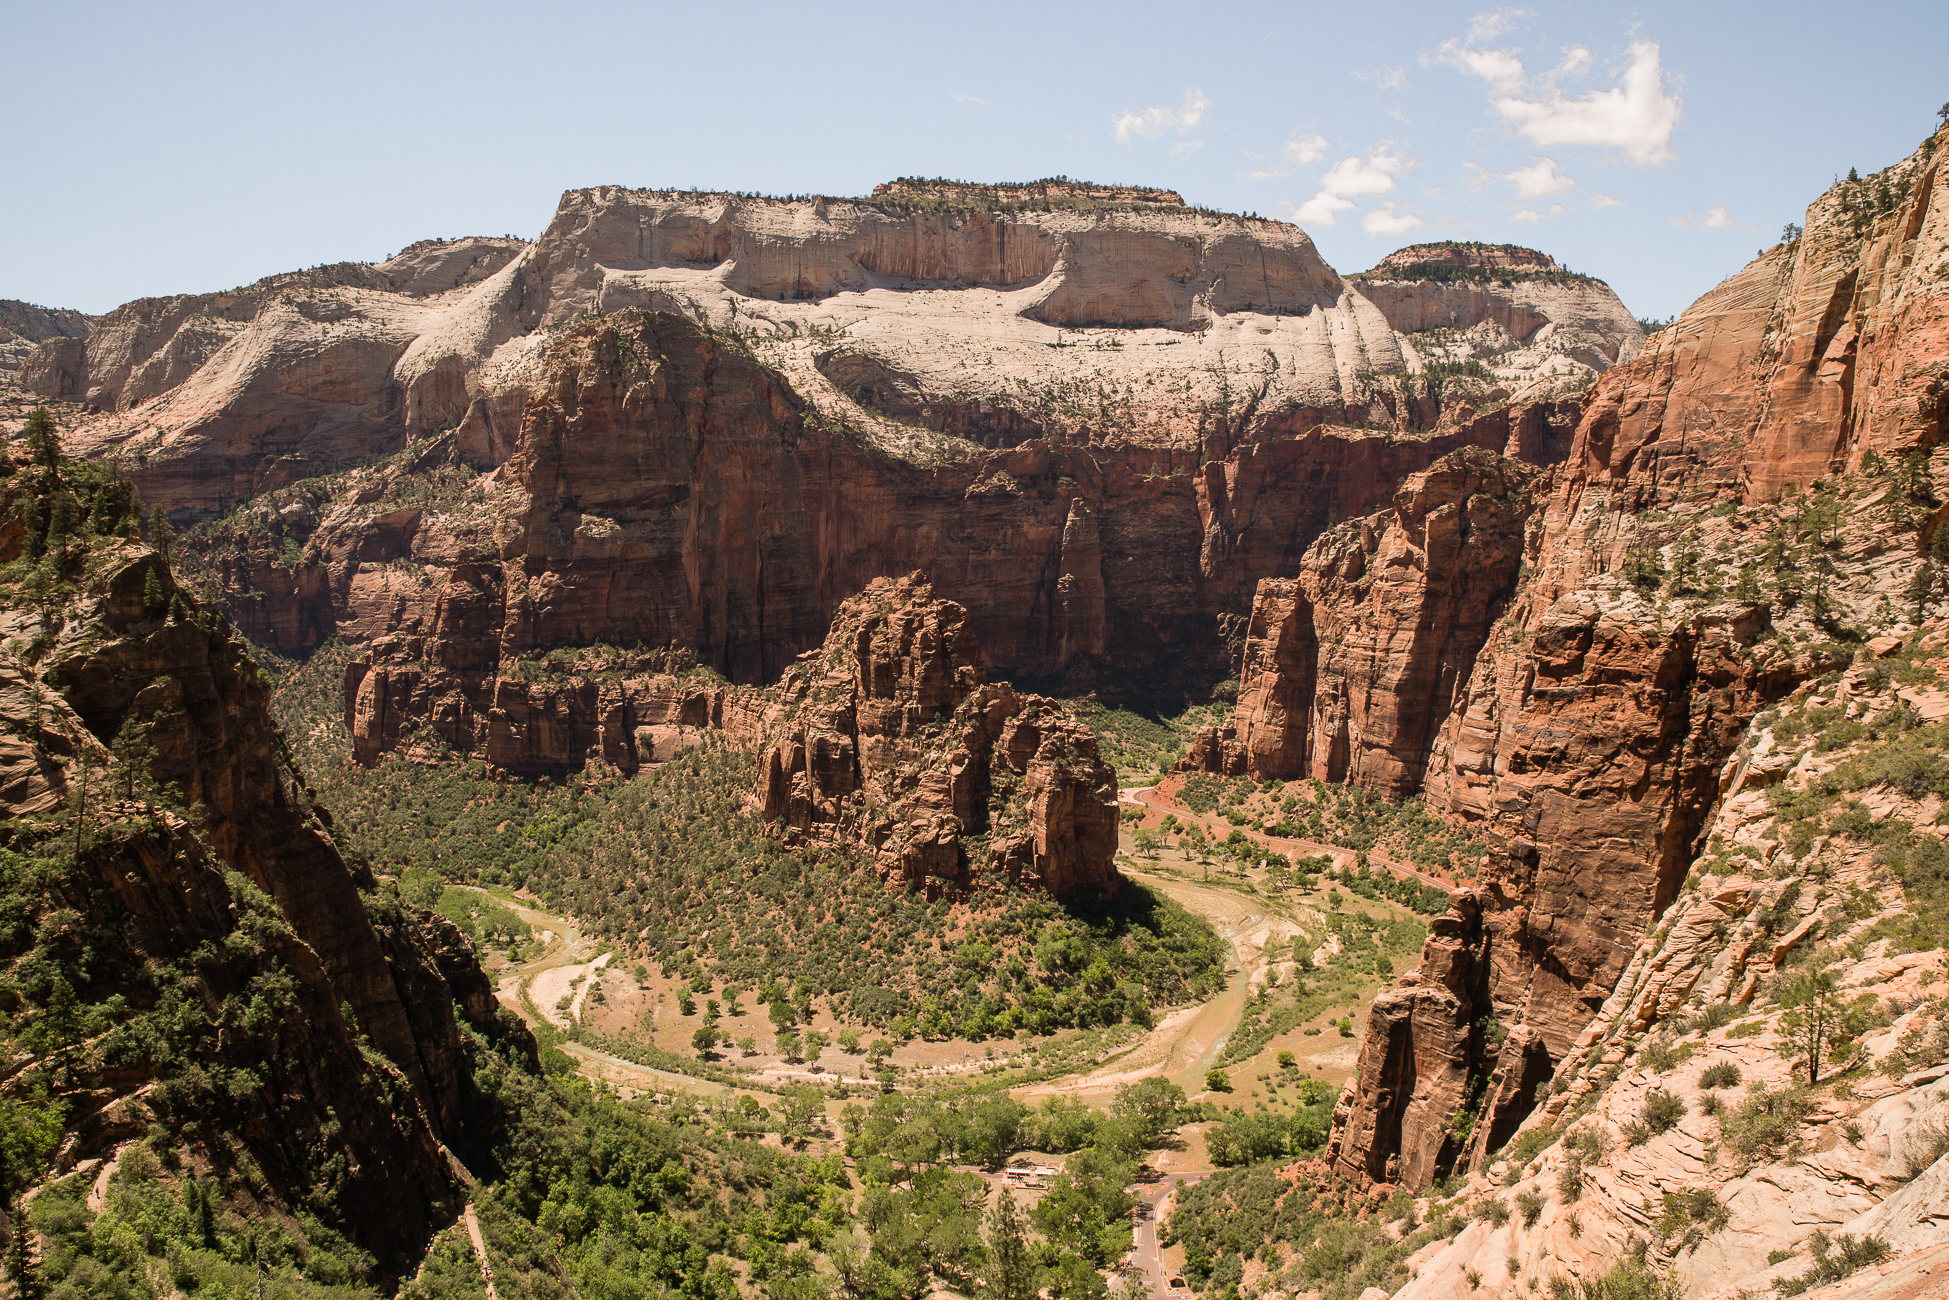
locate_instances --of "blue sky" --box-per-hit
[5,0,1944,320]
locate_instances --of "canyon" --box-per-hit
[3,116,1947,1300]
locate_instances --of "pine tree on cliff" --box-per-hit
[147,507,173,563]
[21,406,60,471]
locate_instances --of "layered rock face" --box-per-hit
[0,298,93,374]
[1386,638,1949,1300]
[304,308,1581,773]
[1182,446,1540,791]
[1574,133,1947,504]
[1311,125,1949,1189]
[30,188,1626,523]
[0,483,529,1272]
[754,573,1119,901]
[21,238,523,509]
[1349,242,1645,402]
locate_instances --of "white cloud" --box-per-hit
[1672,205,1737,230]
[1293,146,1414,227]
[1511,204,1567,222]
[952,92,986,107]
[1113,86,1211,143]
[1379,65,1407,90]
[1248,131,1331,179]
[1470,7,1532,41]
[1499,156,1574,199]
[1436,39,1528,90]
[1363,202,1428,236]
[1295,192,1357,226]
[1286,132,1329,165]
[1550,45,1592,79]
[1592,192,1626,208]
[1492,40,1681,165]
[1171,139,1206,160]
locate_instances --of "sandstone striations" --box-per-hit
[14,186,1635,767]
[284,308,1580,774]
[754,573,1119,901]
[1349,242,1645,403]
[1381,638,1949,1300]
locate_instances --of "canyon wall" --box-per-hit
[1312,123,1949,1188]
[0,468,530,1274]
[258,311,1581,778]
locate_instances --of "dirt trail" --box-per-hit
[1019,865,1305,1105]
[470,865,1315,1134]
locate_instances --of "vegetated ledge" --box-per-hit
[1350,240,1603,286]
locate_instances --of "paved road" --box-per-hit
[1128,1173,1205,1300]
[1121,784,1455,892]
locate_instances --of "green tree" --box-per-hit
[142,568,165,618]
[1032,1148,1136,1268]
[46,492,76,546]
[147,506,173,562]
[108,715,173,805]
[1111,1075,1186,1147]
[22,406,61,469]
[982,1191,1035,1300]
[1776,969,1866,1085]
[1205,1069,1231,1093]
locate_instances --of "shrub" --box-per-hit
[1775,1231,1890,1296]
[1557,1162,1584,1201]
[1656,1188,1729,1248]
[1640,1040,1695,1073]
[1504,1124,1563,1167]
[1698,1062,1741,1090]
[1515,1191,1545,1226]
[1904,1116,1949,1178]
[1642,1089,1687,1136]
[1718,1085,1814,1167]
[1621,1120,1654,1148]
[1479,1199,1511,1227]
[1565,1127,1609,1165]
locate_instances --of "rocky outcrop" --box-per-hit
[1326,891,1494,1187]
[755,573,1119,902]
[1380,643,1949,1298]
[0,298,93,374]
[34,187,1627,524]
[1574,129,1947,504]
[1316,125,1949,1191]
[0,460,532,1275]
[1182,446,1541,790]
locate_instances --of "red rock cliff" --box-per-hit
[1319,125,1949,1188]
[755,573,1119,902]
